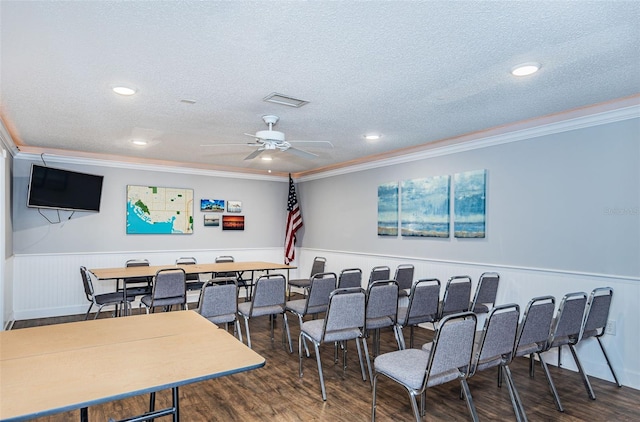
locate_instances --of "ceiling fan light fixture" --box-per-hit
[511,62,540,77]
[263,92,309,108]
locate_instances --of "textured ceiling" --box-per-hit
[1,1,639,176]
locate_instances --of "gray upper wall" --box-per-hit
[10,118,640,278]
[12,162,288,254]
[297,118,639,278]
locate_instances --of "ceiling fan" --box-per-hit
[201,115,333,160]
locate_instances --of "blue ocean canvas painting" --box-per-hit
[454,169,486,238]
[401,176,450,237]
[378,182,398,236]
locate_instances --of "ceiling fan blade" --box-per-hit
[288,140,334,148]
[200,142,259,147]
[285,147,319,160]
[244,148,265,160]
[243,132,260,139]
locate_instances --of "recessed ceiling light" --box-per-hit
[112,86,137,96]
[261,156,273,161]
[364,134,381,141]
[511,63,541,77]
[130,139,148,146]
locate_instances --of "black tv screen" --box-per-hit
[27,164,104,212]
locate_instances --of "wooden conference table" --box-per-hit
[0,311,265,421]
[90,261,296,298]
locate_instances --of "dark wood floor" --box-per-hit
[12,301,639,422]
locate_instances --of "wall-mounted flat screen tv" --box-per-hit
[27,164,104,212]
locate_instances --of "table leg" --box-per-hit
[172,387,179,422]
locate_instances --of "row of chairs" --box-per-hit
[121,256,245,296]
[289,257,500,315]
[178,264,620,415]
[286,257,501,358]
[81,255,241,320]
[372,287,620,421]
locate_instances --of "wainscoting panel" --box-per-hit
[11,248,286,320]
[294,247,640,390]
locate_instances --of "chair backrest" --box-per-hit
[581,287,613,340]
[366,280,399,323]
[425,312,477,388]
[515,295,555,357]
[338,268,362,289]
[305,272,338,312]
[198,279,238,320]
[439,275,472,318]
[152,268,187,302]
[400,278,441,326]
[309,256,327,278]
[125,259,151,283]
[250,273,287,311]
[214,255,236,277]
[176,256,198,280]
[368,266,390,286]
[126,258,149,268]
[548,291,588,348]
[322,288,366,342]
[470,272,500,313]
[80,266,95,301]
[394,264,415,291]
[176,256,196,265]
[470,304,520,376]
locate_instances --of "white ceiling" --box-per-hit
[1,1,639,176]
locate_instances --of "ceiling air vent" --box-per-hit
[263,92,309,108]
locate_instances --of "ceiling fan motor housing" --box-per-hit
[256,129,285,142]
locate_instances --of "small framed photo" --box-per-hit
[204,215,220,227]
[222,215,244,230]
[201,199,225,212]
[227,200,242,213]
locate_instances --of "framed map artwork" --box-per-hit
[126,185,194,234]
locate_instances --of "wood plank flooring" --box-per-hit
[11,301,639,421]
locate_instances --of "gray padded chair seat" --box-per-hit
[301,319,363,343]
[288,256,326,297]
[285,299,327,316]
[366,316,394,330]
[374,348,429,390]
[238,302,284,317]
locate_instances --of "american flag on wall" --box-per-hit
[284,174,303,264]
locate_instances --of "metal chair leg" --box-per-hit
[537,352,564,412]
[314,342,327,401]
[503,365,528,422]
[597,337,622,387]
[243,316,252,348]
[460,378,479,422]
[569,344,596,400]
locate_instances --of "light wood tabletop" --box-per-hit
[89,261,296,280]
[0,311,265,421]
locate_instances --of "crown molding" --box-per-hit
[297,101,639,182]
[8,96,639,184]
[13,152,289,182]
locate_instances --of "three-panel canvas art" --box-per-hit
[378,169,486,238]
